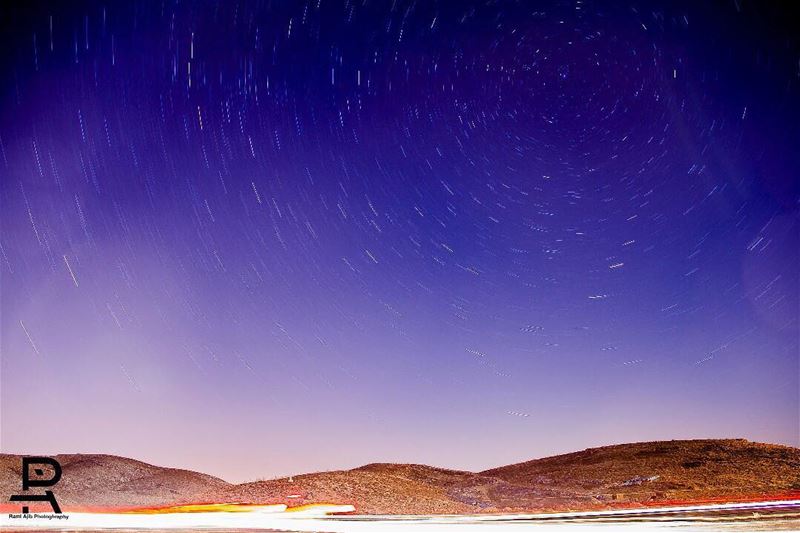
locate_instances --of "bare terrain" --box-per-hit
[2,439,798,514]
[0,454,228,510]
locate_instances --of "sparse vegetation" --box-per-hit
[2,439,798,514]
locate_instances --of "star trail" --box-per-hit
[1,1,798,482]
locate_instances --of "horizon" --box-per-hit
[1,1,798,484]
[1,435,795,484]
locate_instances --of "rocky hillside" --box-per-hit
[215,464,481,515]
[0,453,230,510]
[481,439,800,509]
[2,439,798,514]
[217,440,800,513]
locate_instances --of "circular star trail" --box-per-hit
[1,1,797,482]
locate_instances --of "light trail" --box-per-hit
[1,500,797,531]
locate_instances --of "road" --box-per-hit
[2,499,798,532]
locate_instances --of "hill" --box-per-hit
[480,439,800,509]
[0,453,230,510]
[2,439,798,514]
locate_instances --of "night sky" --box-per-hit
[1,1,798,483]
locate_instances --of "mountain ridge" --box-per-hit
[2,439,798,514]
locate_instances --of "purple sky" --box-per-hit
[1,1,798,483]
